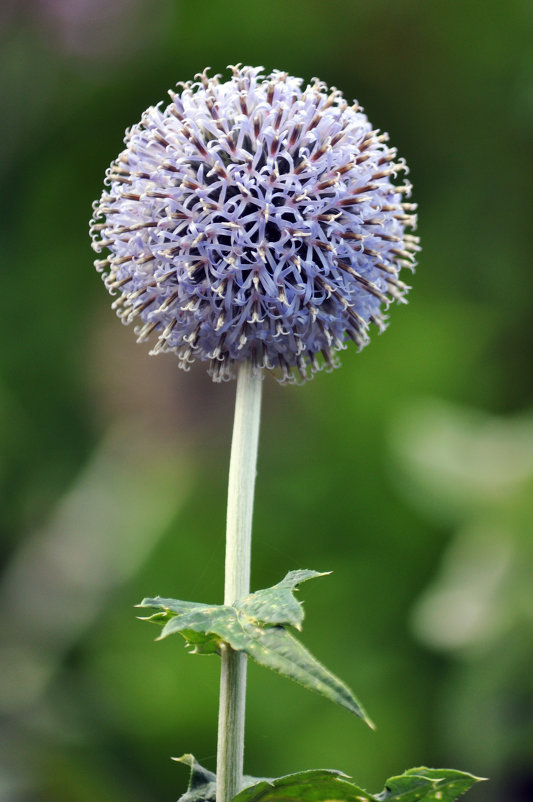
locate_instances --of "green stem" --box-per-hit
[216,361,263,802]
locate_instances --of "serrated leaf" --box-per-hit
[239,570,330,630]
[243,625,367,720]
[175,760,484,802]
[145,602,369,721]
[174,754,266,802]
[174,754,217,802]
[138,571,372,725]
[234,769,367,802]
[234,767,484,802]
[141,598,209,615]
[374,767,485,801]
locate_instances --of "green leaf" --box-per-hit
[174,754,216,802]
[174,759,485,802]
[374,767,486,801]
[174,754,266,802]
[234,769,366,802]
[239,570,330,630]
[138,570,372,726]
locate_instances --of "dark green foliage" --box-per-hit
[139,571,372,725]
[174,755,266,802]
[175,756,483,802]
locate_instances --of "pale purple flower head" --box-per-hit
[90,65,419,383]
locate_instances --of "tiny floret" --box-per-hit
[90,65,419,382]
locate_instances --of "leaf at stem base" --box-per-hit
[174,756,485,802]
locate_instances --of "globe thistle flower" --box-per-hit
[90,65,419,383]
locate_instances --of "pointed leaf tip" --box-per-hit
[172,753,194,766]
[376,767,485,800]
[139,570,372,724]
[174,753,217,802]
[239,568,330,629]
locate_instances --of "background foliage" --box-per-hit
[1,1,532,801]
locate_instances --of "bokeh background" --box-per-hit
[1,1,532,800]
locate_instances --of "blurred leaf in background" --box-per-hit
[391,400,533,798]
[1,1,532,801]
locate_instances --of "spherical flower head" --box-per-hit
[90,65,419,383]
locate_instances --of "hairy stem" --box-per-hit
[216,362,262,802]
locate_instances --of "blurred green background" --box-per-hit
[1,1,532,800]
